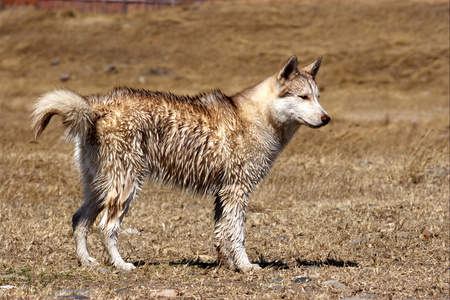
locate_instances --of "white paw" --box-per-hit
[115,261,136,271]
[79,257,100,268]
[238,263,262,273]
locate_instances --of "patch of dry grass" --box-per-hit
[1,1,449,299]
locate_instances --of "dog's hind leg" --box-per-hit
[72,187,104,268]
[98,173,140,271]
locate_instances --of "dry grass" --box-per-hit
[0,1,449,299]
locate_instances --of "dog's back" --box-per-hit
[80,87,266,195]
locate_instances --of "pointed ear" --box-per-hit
[276,56,299,84]
[301,57,322,80]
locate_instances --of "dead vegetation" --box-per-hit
[0,0,449,299]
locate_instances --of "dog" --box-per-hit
[31,56,330,272]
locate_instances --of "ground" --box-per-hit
[0,0,449,299]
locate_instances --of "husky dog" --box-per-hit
[32,56,330,272]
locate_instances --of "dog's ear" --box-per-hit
[301,57,322,80]
[276,56,299,84]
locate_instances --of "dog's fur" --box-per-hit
[31,56,330,272]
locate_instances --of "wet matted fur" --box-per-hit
[31,56,330,272]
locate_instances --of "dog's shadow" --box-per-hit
[294,258,359,268]
[170,258,218,269]
[133,256,358,270]
[256,255,359,270]
[133,258,218,269]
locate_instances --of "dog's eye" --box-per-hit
[299,95,308,100]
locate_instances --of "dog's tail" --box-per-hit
[31,90,95,140]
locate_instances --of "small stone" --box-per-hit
[55,289,94,296]
[58,296,89,300]
[293,276,312,283]
[98,268,111,273]
[321,280,347,289]
[361,294,377,298]
[396,231,409,239]
[149,289,177,297]
[51,59,60,66]
[121,227,141,235]
[144,67,172,76]
[426,168,448,177]
[114,288,135,294]
[268,285,283,290]
[105,65,117,73]
[59,73,70,82]
[267,277,283,284]
[350,239,369,245]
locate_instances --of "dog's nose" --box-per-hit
[321,114,330,125]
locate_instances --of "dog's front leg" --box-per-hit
[214,188,261,273]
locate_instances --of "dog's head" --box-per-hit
[271,56,330,128]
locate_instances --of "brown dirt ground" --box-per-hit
[0,0,449,299]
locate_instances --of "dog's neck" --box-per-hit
[232,76,301,150]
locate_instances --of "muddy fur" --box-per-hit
[31,56,329,272]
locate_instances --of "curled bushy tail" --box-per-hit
[31,90,95,140]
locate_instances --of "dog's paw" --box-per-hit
[238,263,262,273]
[79,257,100,268]
[114,261,136,271]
